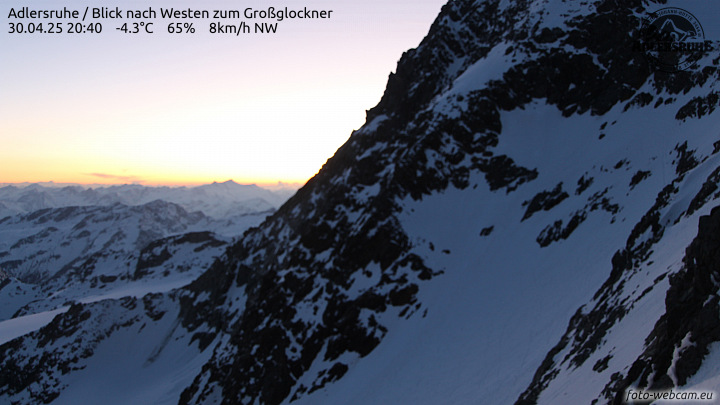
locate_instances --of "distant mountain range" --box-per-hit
[0,201,230,338]
[0,180,298,220]
[0,181,296,349]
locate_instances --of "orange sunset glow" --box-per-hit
[1,0,447,187]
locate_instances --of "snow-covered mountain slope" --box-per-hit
[0,180,295,221]
[0,200,210,285]
[0,201,229,339]
[2,0,720,404]
[0,184,282,355]
[0,271,38,321]
[0,294,210,405]
[0,230,227,345]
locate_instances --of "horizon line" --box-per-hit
[0,179,306,189]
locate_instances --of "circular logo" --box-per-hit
[638,7,710,72]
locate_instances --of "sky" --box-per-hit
[1,0,447,186]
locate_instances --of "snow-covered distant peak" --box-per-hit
[0,181,299,220]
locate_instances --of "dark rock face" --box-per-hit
[687,167,720,216]
[0,298,144,404]
[518,184,720,405]
[607,206,720,403]
[676,92,720,121]
[515,95,720,403]
[134,232,225,280]
[523,183,569,221]
[576,175,594,195]
[629,170,651,189]
[536,211,587,247]
[0,201,210,287]
[480,226,494,237]
[174,1,681,403]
